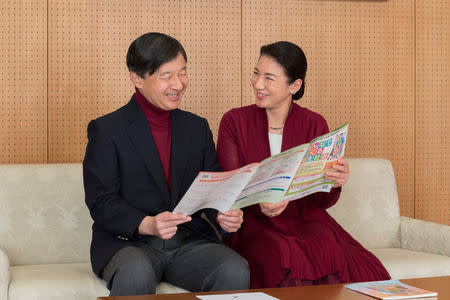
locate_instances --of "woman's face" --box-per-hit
[250,55,296,111]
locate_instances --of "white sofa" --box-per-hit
[0,164,187,300]
[327,159,450,279]
[0,159,449,300]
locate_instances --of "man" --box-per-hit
[83,32,249,296]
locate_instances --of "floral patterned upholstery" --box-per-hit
[0,164,187,300]
[328,159,401,249]
[328,159,450,279]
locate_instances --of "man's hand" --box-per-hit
[260,200,289,217]
[138,211,191,239]
[216,209,244,233]
[325,158,350,188]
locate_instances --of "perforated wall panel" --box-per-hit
[416,0,450,225]
[48,0,241,162]
[2,0,448,225]
[0,0,47,163]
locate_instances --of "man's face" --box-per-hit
[131,52,188,111]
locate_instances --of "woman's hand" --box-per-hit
[216,209,244,233]
[260,200,289,218]
[325,158,350,188]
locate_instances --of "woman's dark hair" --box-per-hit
[260,41,307,100]
[126,32,187,78]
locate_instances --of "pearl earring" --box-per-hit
[290,90,295,95]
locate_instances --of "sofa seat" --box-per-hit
[372,248,450,280]
[8,263,107,300]
[8,263,187,300]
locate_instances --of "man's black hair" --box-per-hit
[126,32,187,78]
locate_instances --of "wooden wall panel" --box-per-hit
[242,0,416,218]
[416,0,450,225]
[0,0,47,163]
[2,0,448,225]
[48,0,241,162]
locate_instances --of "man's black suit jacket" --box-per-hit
[83,95,222,276]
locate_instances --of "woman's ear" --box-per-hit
[290,79,303,95]
[129,71,143,88]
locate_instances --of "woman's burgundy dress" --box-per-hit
[217,104,390,288]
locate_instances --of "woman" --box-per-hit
[216,41,390,288]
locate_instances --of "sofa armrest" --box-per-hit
[400,216,450,256]
[0,248,10,300]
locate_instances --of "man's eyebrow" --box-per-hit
[160,66,187,75]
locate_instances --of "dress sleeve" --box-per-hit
[306,187,342,209]
[217,111,242,171]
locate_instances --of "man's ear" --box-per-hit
[129,71,143,88]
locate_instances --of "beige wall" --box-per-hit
[1,0,47,163]
[415,0,450,224]
[1,0,448,225]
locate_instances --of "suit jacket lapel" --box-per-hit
[123,97,171,201]
[170,110,189,206]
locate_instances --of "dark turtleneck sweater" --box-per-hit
[135,88,172,191]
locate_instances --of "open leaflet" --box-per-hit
[173,123,348,215]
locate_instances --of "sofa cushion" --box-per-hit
[371,248,450,279]
[9,263,108,300]
[0,164,92,266]
[327,158,401,249]
[8,263,189,300]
